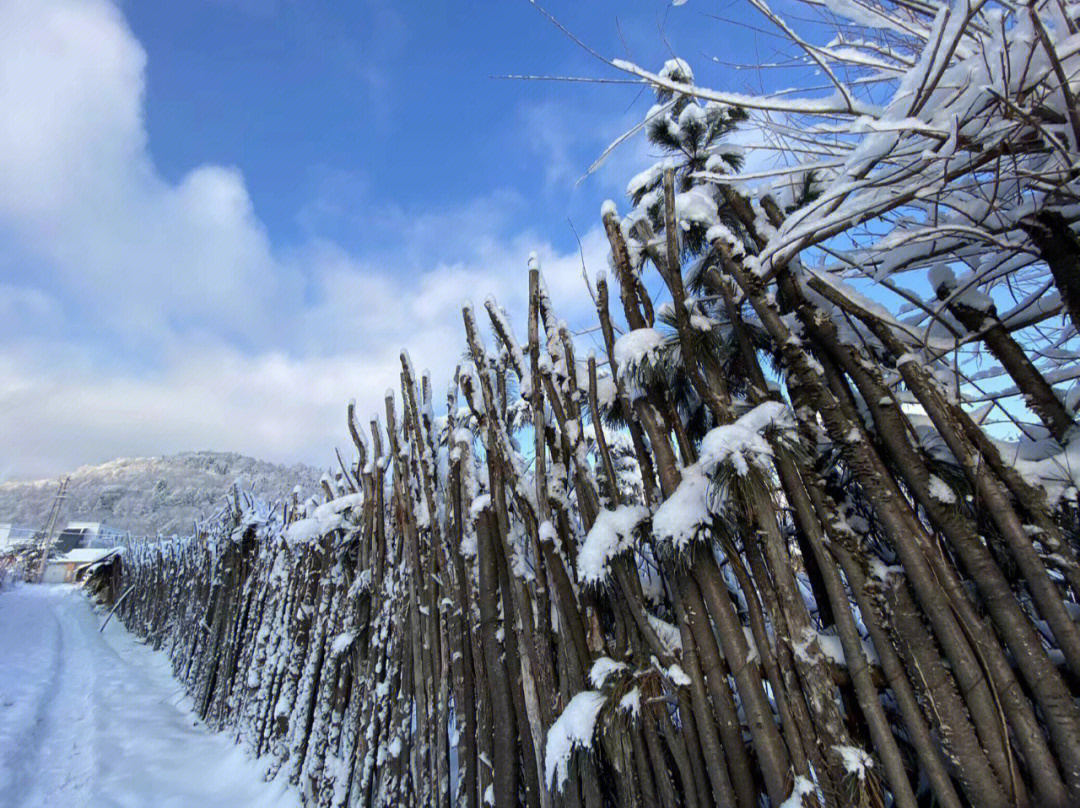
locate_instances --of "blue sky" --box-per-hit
[0,0,775,479]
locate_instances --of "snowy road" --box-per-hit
[0,584,299,808]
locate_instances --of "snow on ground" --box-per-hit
[0,584,299,808]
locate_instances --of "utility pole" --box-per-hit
[34,476,69,583]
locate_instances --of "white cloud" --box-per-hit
[0,0,614,480]
[0,345,362,479]
[0,221,609,480]
[0,0,290,341]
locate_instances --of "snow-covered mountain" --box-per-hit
[0,452,325,537]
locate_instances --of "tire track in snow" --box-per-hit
[0,585,298,808]
[0,598,64,802]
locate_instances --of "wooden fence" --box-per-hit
[105,177,1080,808]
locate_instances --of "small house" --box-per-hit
[42,547,121,584]
[54,522,100,554]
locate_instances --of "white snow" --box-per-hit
[283,491,363,543]
[1067,385,1080,415]
[618,688,641,716]
[594,375,617,410]
[53,548,120,565]
[675,188,719,229]
[699,401,791,475]
[666,663,692,686]
[0,585,298,807]
[539,520,558,545]
[588,657,628,688]
[284,513,341,543]
[658,57,694,84]
[927,265,956,293]
[626,161,670,200]
[330,630,356,656]
[578,505,650,584]
[652,468,711,551]
[544,690,606,790]
[927,475,957,504]
[676,103,706,129]
[833,744,874,780]
[779,775,818,808]
[614,329,665,393]
[1004,436,1080,505]
[469,494,492,519]
[794,626,879,668]
[706,222,744,255]
[868,558,903,582]
[647,614,684,654]
[689,313,715,332]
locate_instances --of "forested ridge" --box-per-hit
[0,452,323,537]
[105,1,1080,806]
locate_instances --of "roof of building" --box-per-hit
[52,547,121,565]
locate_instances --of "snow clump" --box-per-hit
[834,745,874,781]
[589,657,628,688]
[578,505,650,584]
[779,776,818,808]
[615,329,665,369]
[698,401,791,475]
[652,469,711,551]
[545,691,606,790]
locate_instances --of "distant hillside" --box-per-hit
[0,452,326,537]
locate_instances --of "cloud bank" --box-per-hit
[0,0,612,479]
